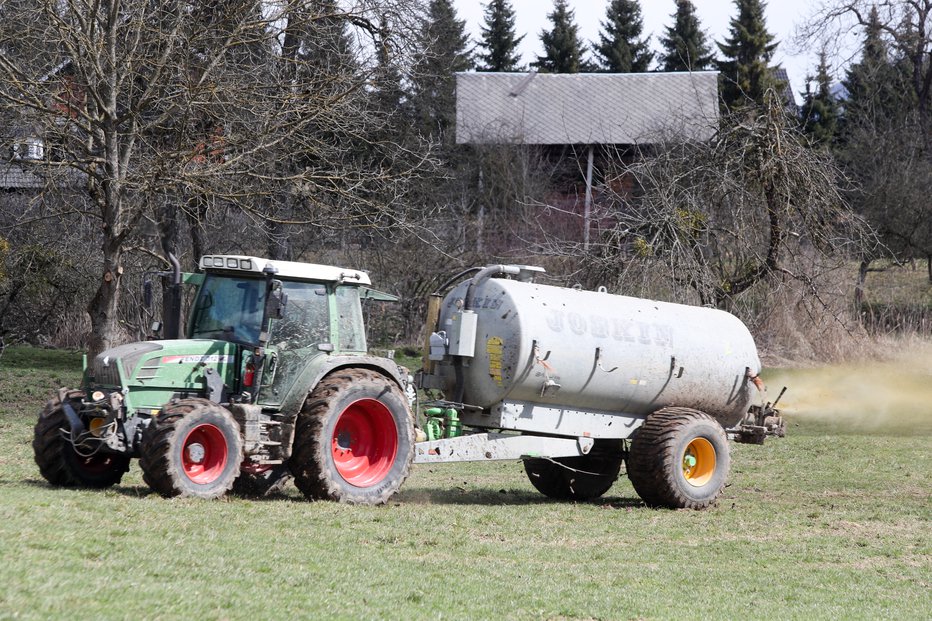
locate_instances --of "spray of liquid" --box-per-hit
[762,342,932,434]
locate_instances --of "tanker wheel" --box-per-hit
[33,390,130,488]
[627,407,730,510]
[139,398,243,499]
[231,463,291,497]
[523,439,623,501]
[288,369,414,505]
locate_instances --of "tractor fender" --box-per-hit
[275,355,410,460]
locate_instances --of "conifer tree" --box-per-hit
[410,0,474,139]
[800,50,838,146]
[478,0,524,72]
[842,6,913,132]
[659,0,714,72]
[593,0,653,73]
[716,0,779,108]
[372,16,409,131]
[532,0,587,73]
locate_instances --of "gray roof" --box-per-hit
[772,67,799,113]
[456,71,719,145]
[0,163,45,189]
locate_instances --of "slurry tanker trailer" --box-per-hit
[415,264,785,509]
[35,259,783,508]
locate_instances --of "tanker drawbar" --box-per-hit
[415,264,786,509]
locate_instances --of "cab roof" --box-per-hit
[199,255,371,285]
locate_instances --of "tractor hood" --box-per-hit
[87,340,240,412]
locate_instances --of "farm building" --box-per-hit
[454,71,719,247]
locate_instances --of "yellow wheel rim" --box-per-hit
[682,437,716,487]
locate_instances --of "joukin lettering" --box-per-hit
[545,310,673,347]
[161,355,233,364]
[474,296,504,311]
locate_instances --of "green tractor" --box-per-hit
[33,255,415,503]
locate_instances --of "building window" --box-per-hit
[12,138,44,161]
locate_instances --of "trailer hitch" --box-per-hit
[733,386,787,444]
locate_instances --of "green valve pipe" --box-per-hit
[444,408,462,438]
[425,417,443,442]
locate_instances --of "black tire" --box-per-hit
[33,390,130,488]
[139,398,243,499]
[523,439,623,501]
[231,463,291,497]
[288,369,414,505]
[627,407,730,510]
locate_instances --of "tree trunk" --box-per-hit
[186,195,209,264]
[854,258,871,308]
[85,241,124,358]
[267,211,293,261]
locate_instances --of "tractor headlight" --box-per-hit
[91,390,106,402]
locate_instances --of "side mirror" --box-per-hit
[265,279,288,321]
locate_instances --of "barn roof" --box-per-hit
[455,71,719,146]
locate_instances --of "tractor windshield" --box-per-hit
[190,275,266,345]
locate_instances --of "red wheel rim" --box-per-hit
[181,424,228,484]
[331,398,398,487]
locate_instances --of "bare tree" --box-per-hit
[0,0,435,357]
[585,94,876,318]
[800,1,932,282]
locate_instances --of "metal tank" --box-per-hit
[425,265,762,435]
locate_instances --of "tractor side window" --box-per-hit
[190,276,265,344]
[270,282,329,351]
[335,286,366,352]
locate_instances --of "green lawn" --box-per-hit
[0,347,928,620]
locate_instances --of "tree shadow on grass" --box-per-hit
[15,478,644,508]
[395,486,644,508]
[17,478,154,498]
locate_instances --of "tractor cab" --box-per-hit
[37,254,409,500]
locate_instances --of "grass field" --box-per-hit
[0,347,929,621]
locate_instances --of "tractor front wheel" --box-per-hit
[627,407,730,509]
[523,439,623,501]
[33,390,130,488]
[139,398,242,499]
[289,369,414,505]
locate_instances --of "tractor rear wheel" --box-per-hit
[627,407,730,509]
[523,440,623,501]
[232,463,291,497]
[33,390,130,488]
[139,398,242,499]
[289,369,414,505]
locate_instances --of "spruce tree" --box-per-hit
[304,0,355,73]
[532,0,587,73]
[800,51,838,146]
[410,0,474,139]
[659,0,714,72]
[716,0,779,108]
[842,6,914,132]
[372,16,409,130]
[593,0,653,73]
[478,0,524,72]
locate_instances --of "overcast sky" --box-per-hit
[452,0,825,101]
